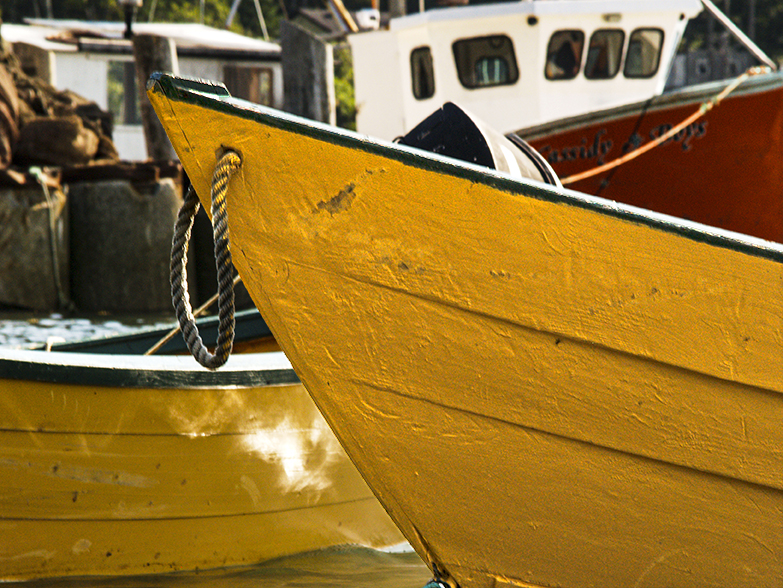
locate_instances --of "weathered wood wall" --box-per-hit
[69,176,180,313]
[281,21,336,125]
[132,34,179,162]
[0,177,69,310]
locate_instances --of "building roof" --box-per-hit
[2,20,280,57]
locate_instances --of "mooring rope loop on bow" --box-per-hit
[170,150,242,369]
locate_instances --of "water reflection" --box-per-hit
[17,546,432,588]
[0,311,173,348]
[242,416,342,493]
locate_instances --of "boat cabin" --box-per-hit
[349,0,703,140]
[3,20,282,161]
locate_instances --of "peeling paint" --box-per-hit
[0,457,157,488]
[240,475,263,509]
[313,169,386,216]
[47,463,158,488]
[316,183,356,215]
[72,539,91,555]
[0,549,56,562]
[112,500,169,519]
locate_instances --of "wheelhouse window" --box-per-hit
[411,46,435,100]
[475,57,509,86]
[452,35,518,89]
[584,29,624,79]
[624,28,664,78]
[545,30,584,80]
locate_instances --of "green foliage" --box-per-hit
[1,0,282,41]
[729,0,783,62]
[333,41,355,130]
[3,0,125,23]
[228,0,283,40]
[680,0,783,63]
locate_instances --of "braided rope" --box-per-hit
[171,151,242,369]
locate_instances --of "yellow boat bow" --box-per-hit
[148,73,783,588]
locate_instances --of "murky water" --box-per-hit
[0,311,175,349]
[0,314,433,587]
[16,546,433,588]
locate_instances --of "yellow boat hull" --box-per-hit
[149,74,783,588]
[0,350,403,580]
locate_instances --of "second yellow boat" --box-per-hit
[0,312,403,580]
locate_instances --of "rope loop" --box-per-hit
[170,150,242,369]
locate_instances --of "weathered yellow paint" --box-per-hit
[1,500,394,578]
[0,365,403,580]
[149,76,783,588]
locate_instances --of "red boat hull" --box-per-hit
[522,72,783,244]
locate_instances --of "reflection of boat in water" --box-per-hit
[0,311,403,581]
[349,0,783,242]
[149,72,783,588]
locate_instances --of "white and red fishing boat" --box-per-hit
[349,0,783,242]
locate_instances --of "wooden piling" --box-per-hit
[132,34,179,161]
[67,163,182,313]
[281,21,336,125]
